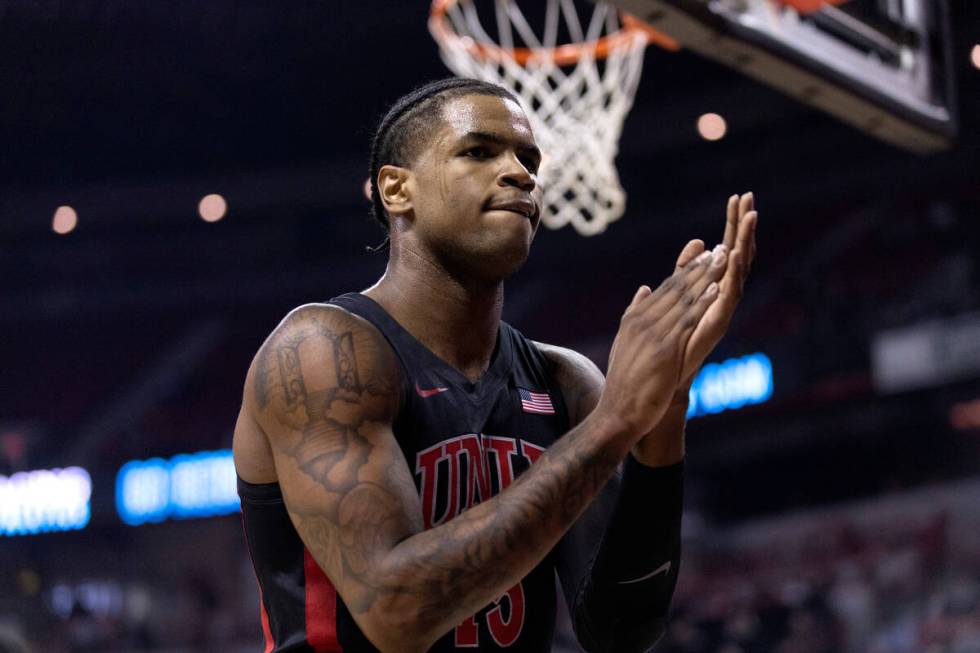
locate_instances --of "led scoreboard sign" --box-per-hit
[0,467,92,536]
[687,352,774,418]
[116,449,239,526]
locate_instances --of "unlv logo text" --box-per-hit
[415,434,543,648]
[415,434,544,530]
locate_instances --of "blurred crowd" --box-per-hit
[657,481,980,653]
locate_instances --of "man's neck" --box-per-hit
[364,246,504,383]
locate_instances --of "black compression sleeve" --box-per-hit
[573,455,684,653]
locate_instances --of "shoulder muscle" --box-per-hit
[535,342,605,427]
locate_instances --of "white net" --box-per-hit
[430,0,649,236]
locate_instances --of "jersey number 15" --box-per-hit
[454,581,525,647]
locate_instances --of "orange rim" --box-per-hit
[429,0,680,66]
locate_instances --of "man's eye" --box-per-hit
[465,147,491,158]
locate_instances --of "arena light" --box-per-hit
[50,580,125,620]
[0,467,92,536]
[697,113,727,141]
[52,206,78,235]
[198,193,227,222]
[116,449,239,526]
[971,45,980,70]
[687,352,773,418]
[950,399,980,431]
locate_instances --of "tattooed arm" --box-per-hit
[234,252,721,652]
[237,304,631,652]
[539,344,686,653]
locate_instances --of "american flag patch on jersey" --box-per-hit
[518,388,555,415]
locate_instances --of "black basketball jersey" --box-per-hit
[239,292,574,652]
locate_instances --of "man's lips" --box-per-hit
[485,199,538,220]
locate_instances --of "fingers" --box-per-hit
[722,246,745,301]
[668,280,720,343]
[727,208,757,290]
[632,284,653,305]
[657,245,728,329]
[623,284,653,318]
[674,239,705,273]
[718,192,758,293]
[723,192,754,252]
[740,192,754,216]
[642,248,714,313]
[741,209,758,269]
[722,194,739,251]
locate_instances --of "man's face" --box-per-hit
[404,94,544,282]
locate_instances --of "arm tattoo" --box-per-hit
[257,310,624,645]
[334,331,361,390]
[277,335,308,408]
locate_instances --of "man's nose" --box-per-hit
[498,152,535,191]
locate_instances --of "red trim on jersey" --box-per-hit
[304,548,342,652]
[776,0,848,14]
[241,513,276,653]
[259,589,274,653]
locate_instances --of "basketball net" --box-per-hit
[430,0,675,236]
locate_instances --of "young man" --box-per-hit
[233,77,758,653]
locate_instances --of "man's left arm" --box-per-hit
[541,344,685,653]
[545,192,758,653]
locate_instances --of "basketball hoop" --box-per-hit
[430,0,678,236]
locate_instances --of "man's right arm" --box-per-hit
[237,250,724,653]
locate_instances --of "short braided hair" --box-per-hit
[367,78,519,231]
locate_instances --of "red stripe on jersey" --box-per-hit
[304,548,342,652]
[241,513,275,653]
[259,590,274,653]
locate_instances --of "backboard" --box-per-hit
[604,0,957,152]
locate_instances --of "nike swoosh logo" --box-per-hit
[617,560,672,585]
[415,383,449,398]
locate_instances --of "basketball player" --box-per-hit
[233,78,758,653]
